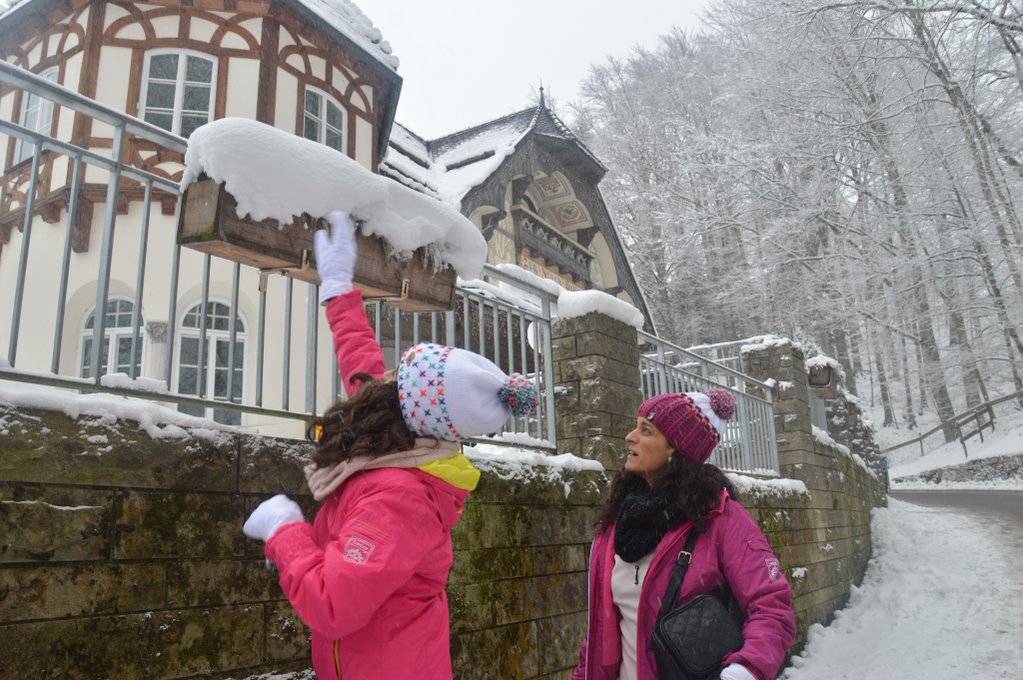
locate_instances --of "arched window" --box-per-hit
[80,298,144,379]
[141,51,216,138]
[177,301,244,425]
[302,86,346,152]
[16,66,58,165]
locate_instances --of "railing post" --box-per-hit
[541,294,556,447]
[51,155,84,374]
[89,123,126,383]
[7,145,43,367]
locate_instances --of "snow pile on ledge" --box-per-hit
[726,472,808,498]
[812,426,878,479]
[99,372,169,394]
[464,440,605,497]
[494,263,563,296]
[805,354,846,382]
[739,335,803,354]
[557,289,644,328]
[182,118,487,279]
[0,381,234,442]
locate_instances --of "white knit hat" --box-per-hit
[397,342,538,440]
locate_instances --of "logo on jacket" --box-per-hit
[342,535,376,564]
[765,557,781,581]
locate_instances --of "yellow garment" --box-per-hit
[418,451,481,491]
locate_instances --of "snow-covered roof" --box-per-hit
[0,0,399,72]
[291,0,399,71]
[182,118,487,279]
[380,104,605,207]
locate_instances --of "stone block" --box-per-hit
[264,600,311,662]
[556,410,612,440]
[0,496,111,563]
[579,378,643,416]
[536,611,586,674]
[0,563,164,621]
[552,336,576,361]
[238,435,312,495]
[552,313,638,345]
[579,436,625,471]
[469,469,607,507]
[451,621,537,680]
[575,331,640,365]
[525,572,587,619]
[0,407,237,491]
[166,559,282,607]
[115,491,247,559]
[0,605,263,678]
[559,355,641,388]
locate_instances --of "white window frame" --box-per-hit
[78,298,145,379]
[175,301,246,424]
[15,66,58,165]
[302,86,347,153]
[139,49,217,137]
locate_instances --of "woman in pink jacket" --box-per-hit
[242,212,538,680]
[573,389,796,680]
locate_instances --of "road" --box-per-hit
[891,489,1023,561]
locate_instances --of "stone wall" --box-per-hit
[0,322,887,678]
[0,403,605,679]
[741,339,886,647]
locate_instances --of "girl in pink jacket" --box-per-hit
[242,212,538,680]
[573,390,796,680]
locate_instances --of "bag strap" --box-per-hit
[656,526,701,623]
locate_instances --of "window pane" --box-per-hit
[182,84,210,112]
[180,114,208,139]
[303,115,319,142]
[304,90,320,115]
[186,56,213,83]
[326,102,343,129]
[80,338,92,377]
[179,336,199,366]
[326,129,343,151]
[214,367,228,398]
[145,82,176,109]
[213,408,240,426]
[178,366,198,395]
[149,54,179,80]
[144,111,173,132]
[179,403,204,419]
[116,336,134,372]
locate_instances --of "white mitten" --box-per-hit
[314,210,358,304]
[242,494,304,542]
[720,664,757,680]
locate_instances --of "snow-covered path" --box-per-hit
[782,495,1022,679]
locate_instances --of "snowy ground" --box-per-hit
[782,497,1022,679]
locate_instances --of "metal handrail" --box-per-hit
[883,388,1023,455]
[638,330,776,393]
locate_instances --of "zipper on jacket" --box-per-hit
[333,639,342,679]
[634,563,640,585]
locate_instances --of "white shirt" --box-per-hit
[611,551,655,680]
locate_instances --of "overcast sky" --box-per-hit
[355,0,708,140]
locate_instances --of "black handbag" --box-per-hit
[651,529,745,680]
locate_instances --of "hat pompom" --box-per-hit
[705,388,736,421]
[498,374,539,417]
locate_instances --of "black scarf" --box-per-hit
[614,475,688,563]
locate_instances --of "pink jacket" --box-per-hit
[265,290,478,679]
[573,491,796,680]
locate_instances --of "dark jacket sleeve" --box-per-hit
[719,507,797,680]
[324,289,387,395]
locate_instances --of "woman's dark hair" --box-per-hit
[304,372,418,468]
[596,455,740,532]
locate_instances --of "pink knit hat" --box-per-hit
[637,388,737,464]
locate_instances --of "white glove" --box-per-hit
[314,210,358,305]
[243,494,304,542]
[720,664,757,680]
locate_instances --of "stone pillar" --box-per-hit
[739,339,815,480]
[552,313,642,470]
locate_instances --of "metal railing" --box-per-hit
[638,331,780,476]
[0,62,557,446]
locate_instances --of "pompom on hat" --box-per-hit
[637,387,737,464]
[397,342,539,441]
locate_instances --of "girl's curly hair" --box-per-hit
[305,372,418,468]
[595,455,740,532]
